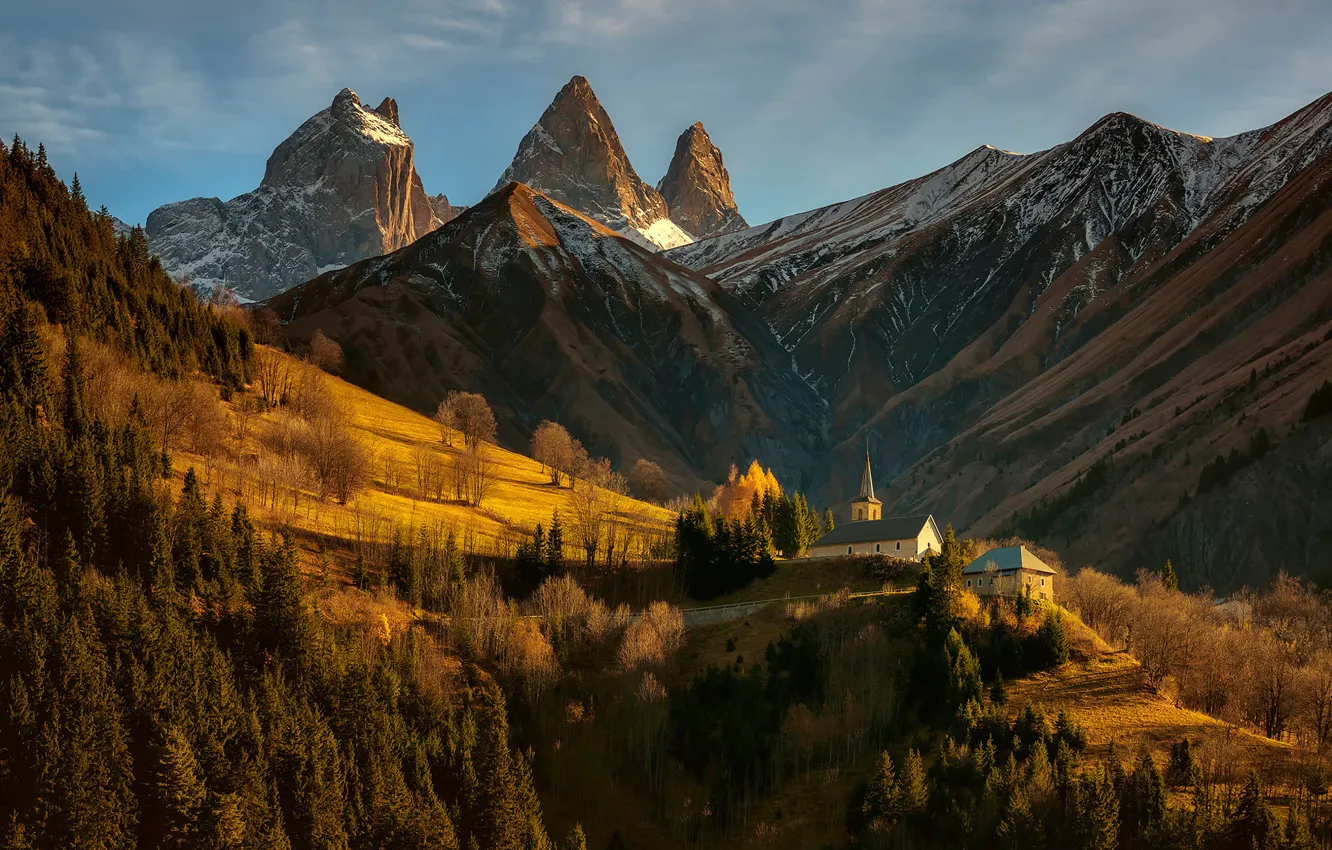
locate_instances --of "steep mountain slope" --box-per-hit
[267,183,825,490]
[146,88,452,301]
[657,122,748,238]
[493,76,695,251]
[670,93,1332,587]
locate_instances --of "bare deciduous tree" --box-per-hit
[435,390,496,450]
[627,458,669,504]
[617,602,685,672]
[531,420,574,486]
[246,307,285,346]
[461,442,493,507]
[252,347,292,409]
[309,329,344,374]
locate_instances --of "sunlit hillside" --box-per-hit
[169,346,674,571]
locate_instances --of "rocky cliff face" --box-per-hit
[146,88,448,301]
[268,183,825,491]
[493,76,695,251]
[670,92,1332,590]
[658,122,747,238]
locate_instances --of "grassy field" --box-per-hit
[1008,612,1307,792]
[171,348,674,575]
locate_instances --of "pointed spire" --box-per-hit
[859,440,875,500]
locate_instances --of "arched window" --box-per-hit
[875,543,881,553]
[847,546,853,555]
[895,541,901,551]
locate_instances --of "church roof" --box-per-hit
[814,515,935,547]
[852,446,879,504]
[961,545,1057,576]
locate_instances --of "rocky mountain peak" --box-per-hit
[146,87,451,301]
[332,87,361,110]
[658,121,748,238]
[374,96,400,127]
[493,75,691,250]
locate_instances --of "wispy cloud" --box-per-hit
[1,0,1326,227]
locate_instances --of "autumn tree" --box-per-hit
[444,391,496,449]
[531,421,574,486]
[627,458,669,503]
[308,329,343,374]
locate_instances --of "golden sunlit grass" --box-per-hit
[172,349,673,573]
[1008,611,1305,785]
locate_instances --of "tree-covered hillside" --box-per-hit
[0,136,559,850]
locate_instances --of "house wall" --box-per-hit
[962,569,1055,601]
[915,523,941,558]
[810,538,923,560]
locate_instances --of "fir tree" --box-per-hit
[1161,559,1179,592]
[545,512,564,575]
[562,824,587,850]
[862,751,901,829]
[898,749,929,816]
[157,726,206,849]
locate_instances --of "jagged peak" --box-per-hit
[332,88,360,110]
[374,97,400,127]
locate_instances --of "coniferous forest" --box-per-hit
[0,137,556,850]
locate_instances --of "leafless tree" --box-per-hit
[617,602,685,672]
[452,392,497,449]
[182,381,229,479]
[145,378,195,454]
[434,396,459,447]
[531,420,574,486]
[627,458,669,504]
[252,347,292,409]
[461,442,493,507]
[309,329,344,374]
[232,393,261,443]
[246,307,285,346]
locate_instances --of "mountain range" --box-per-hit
[156,75,1332,588]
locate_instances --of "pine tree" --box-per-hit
[545,512,564,575]
[562,824,587,850]
[1229,771,1277,850]
[1120,748,1166,843]
[862,751,901,829]
[473,685,523,850]
[257,532,306,659]
[1161,559,1179,592]
[157,726,206,849]
[898,749,929,816]
[824,508,835,533]
[1071,767,1119,850]
[1283,809,1313,850]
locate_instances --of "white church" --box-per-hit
[808,449,941,559]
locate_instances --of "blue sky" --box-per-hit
[2,0,1330,228]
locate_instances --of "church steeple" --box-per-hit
[849,440,882,522]
[859,443,875,501]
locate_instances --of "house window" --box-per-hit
[895,541,901,551]
[1041,578,1046,587]
[875,543,881,553]
[848,546,853,555]
[966,579,971,587]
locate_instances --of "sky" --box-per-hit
[2,0,1330,229]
